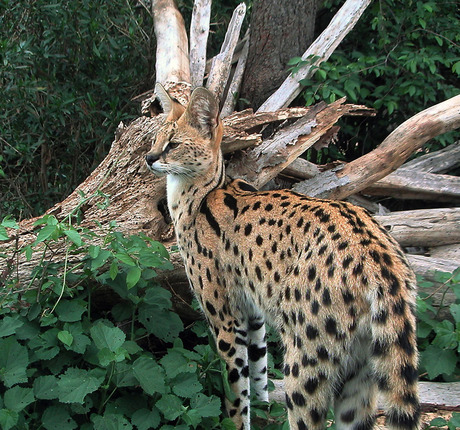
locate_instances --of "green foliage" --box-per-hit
[296,0,460,161]
[0,0,155,219]
[428,413,460,430]
[417,268,460,381]
[0,216,234,429]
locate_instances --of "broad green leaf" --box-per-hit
[90,321,126,352]
[55,300,86,322]
[114,252,136,266]
[57,368,104,404]
[155,394,183,421]
[91,249,112,270]
[63,228,83,246]
[0,409,18,430]
[35,224,59,243]
[172,372,202,398]
[430,417,447,427]
[97,347,128,367]
[33,375,59,399]
[4,386,34,412]
[42,405,78,430]
[160,350,196,379]
[0,226,8,241]
[88,245,101,259]
[132,356,165,395]
[109,261,118,280]
[138,306,183,342]
[1,217,18,229]
[92,413,133,430]
[114,362,138,387]
[142,287,172,308]
[63,322,91,354]
[126,266,141,289]
[190,393,221,418]
[433,320,457,349]
[0,336,29,387]
[420,345,457,379]
[0,316,24,337]
[58,330,74,347]
[131,408,161,430]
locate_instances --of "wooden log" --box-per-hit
[258,0,372,112]
[374,208,460,247]
[152,0,190,86]
[227,99,375,188]
[206,3,246,101]
[363,170,460,203]
[221,35,249,118]
[189,0,211,88]
[402,140,460,174]
[429,244,460,261]
[293,94,460,199]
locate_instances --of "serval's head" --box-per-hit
[145,83,223,180]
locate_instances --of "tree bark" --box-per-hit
[293,94,460,199]
[240,0,320,109]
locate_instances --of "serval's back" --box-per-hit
[145,84,420,430]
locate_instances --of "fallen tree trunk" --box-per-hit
[293,94,460,199]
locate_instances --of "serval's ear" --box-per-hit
[183,87,220,138]
[155,83,185,120]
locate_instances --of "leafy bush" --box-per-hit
[417,268,460,381]
[297,0,460,161]
[0,215,237,429]
[0,0,155,219]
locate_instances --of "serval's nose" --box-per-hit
[145,153,159,167]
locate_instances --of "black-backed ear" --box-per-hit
[183,87,219,137]
[155,82,174,116]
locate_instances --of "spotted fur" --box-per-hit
[145,84,420,430]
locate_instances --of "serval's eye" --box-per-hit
[169,140,180,150]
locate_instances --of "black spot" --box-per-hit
[325,317,337,335]
[284,364,291,376]
[397,321,415,356]
[306,325,319,340]
[228,368,240,383]
[382,252,393,266]
[285,287,291,301]
[244,224,252,236]
[387,409,420,430]
[219,340,231,352]
[315,278,322,291]
[342,290,354,304]
[325,253,334,266]
[372,309,388,324]
[354,415,376,430]
[271,242,278,253]
[235,358,244,367]
[340,409,356,423]
[352,262,363,276]
[304,377,319,394]
[371,338,389,356]
[205,301,217,316]
[310,408,322,423]
[369,250,380,263]
[292,391,306,407]
[338,241,349,250]
[256,235,263,246]
[200,199,221,237]
[285,394,294,410]
[342,255,354,269]
[294,288,302,301]
[393,298,406,315]
[292,363,299,377]
[265,203,273,211]
[322,288,332,306]
[297,419,308,430]
[316,346,329,360]
[318,244,328,255]
[255,266,263,281]
[308,266,316,281]
[297,218,304,228]
[311,300,320,315]
[248,344,266,362]
[400,364,418,384]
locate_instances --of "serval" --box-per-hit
[145,84,420,430]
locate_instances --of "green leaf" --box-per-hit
[4,386,34,412]
[0,316,24,338]
[131,408,161,430]
[90,321,126,352]
[57,368,104,404]
[449,412,460,429]
[92,413,133,430]
[155,394,183,421]
[0,409,18,430]
[42,405,78,430]
[63,228,83,246]
[132,356,166,395]
[420,345,457,379]
[190,393,221,418]
[0,336,29,387]
[0,226,9,241]
[433,320,457,349]
[160,350,196,379]
[88,245,101,259]
[109,261,119,280]
[138,306,183,342]
[430,417,447,427]
[33,375,59,399]
[55,300,86,322]
[172,372,202,398]
[115,252,136,267]
[126,266,141,289]
[1,217,18,229]
[91,249,112,270]
[35,224,59,243]
[58,330,74,347]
